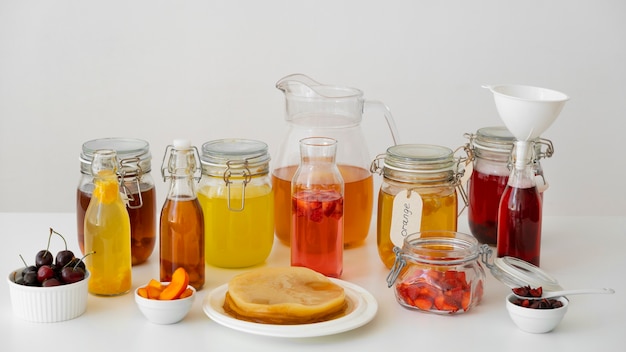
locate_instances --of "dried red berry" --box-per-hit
[511,285,562,309]
[512,285,530,297]
[512,285,543,298]
[529,286,543,297]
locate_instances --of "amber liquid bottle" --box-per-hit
[160,140,205,290]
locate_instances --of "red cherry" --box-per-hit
[42,278,61,287]
[37,265,55,283]
[60,266,85,284]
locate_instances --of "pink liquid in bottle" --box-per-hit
[291,189,343,278]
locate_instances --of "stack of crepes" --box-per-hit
[223,266,347,324]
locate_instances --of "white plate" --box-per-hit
[202,278,378,338]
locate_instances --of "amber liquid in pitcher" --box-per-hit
[273,165,372,248]
[77,186,156,265]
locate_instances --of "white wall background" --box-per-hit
[1,0,624,216]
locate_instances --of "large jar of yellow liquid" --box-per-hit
[84,149,132,296]
[371,144,469,268]
[198,139,274,268]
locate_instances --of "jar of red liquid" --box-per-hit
[465,127,553,246]
[371,144,469,268]
[386,231,486,315]
[77,138,156,265]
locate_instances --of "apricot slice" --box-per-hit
[178,287,194,299]
[147,285,162,299]
[159,267,189,300]
[147,279,162,290]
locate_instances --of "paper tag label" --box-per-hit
[390,190,423,248]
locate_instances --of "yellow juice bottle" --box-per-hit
[84,150,132,296]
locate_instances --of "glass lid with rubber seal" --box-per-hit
[480,245,563,291]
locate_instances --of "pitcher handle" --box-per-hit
[364,100,401,146]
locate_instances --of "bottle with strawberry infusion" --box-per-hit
[291,137,344,278]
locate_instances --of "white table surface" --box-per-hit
[2,212,624,351]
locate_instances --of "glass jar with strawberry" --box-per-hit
[387,231,486,314]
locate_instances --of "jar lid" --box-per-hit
[383,144,456,173]
[80,138,151,175]
[482,248,563,291]
[200,139,270,175]
[473,126,516,153]
[402,231,480,264]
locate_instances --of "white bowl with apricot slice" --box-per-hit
[135,267,196,324]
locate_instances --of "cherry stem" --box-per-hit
[44,228,53,255]
[19,254,28,267]
[73,251,95,270]
[50,227,68,251]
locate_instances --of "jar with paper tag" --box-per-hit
[371,144,469,268]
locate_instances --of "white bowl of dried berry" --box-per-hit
[7,228,90,323]
[505,286,568,334]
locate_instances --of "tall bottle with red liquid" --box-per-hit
[497,141,543,266]
[291,137,344,278]
[160,139,205,290]
[484,83,569,268]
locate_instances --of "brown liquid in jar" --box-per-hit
[77,186,156,265]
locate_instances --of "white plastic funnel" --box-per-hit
[483,84,569,142]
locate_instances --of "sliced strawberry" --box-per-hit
[309,208,323,222]
[414,296,434,310]
[322,200,336,217]
[434,295,446,310]
[461,291,471,311]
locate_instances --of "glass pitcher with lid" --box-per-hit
[272,73,401,248]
